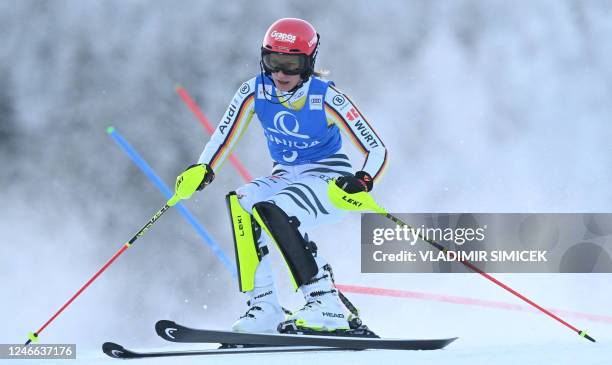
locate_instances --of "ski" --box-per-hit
[155,320,457,351]
[102,342,350,359]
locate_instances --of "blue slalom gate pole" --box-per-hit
[106,126,236,277]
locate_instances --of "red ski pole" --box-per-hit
[328,183,597,342]
[25,202,173,345]
[388,212,596,342]
[24,164,206,345]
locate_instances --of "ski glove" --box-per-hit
[335,170,373,193]
[180,163,215,192]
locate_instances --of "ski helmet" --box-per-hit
[261,18,320,79]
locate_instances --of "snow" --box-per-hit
[2,1,612,364]
[18,342,612,365]
[9,274,612,364]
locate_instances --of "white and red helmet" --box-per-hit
[261,18,320,78]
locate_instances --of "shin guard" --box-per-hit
[252,201,318,290]
[226,192,268,292]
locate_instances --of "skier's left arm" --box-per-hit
[324,85,388,193]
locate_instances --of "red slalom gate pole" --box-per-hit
[176,85,253,182]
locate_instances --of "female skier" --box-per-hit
[178,18,387,334]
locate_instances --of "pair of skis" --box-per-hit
[103,320,457,359]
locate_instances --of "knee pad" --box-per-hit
[226,191,268,292]
[252,201,318,290]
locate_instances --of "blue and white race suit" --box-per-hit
[198,74,388,287]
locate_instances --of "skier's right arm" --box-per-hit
[177,78,257,196]
[197,78,257,172]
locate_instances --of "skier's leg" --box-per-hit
[226,191,269,293]
[226,177,288,333]
[252,169,352,331]
[232,175,290,290]
[251,201,319,290]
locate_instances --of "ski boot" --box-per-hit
[231,284,286,333]
[282,265,349,333]
[278,265,378,338]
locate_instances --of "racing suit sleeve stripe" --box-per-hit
[337,93,388,181]
[324,103,368,153]
[204,94,255,171]
[340,92,387,150]
[325,85,388,182]
[370,148,388,181]
[210,94,255,169]
[325,102,388,181]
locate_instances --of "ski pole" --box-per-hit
[327,182,596,343]
[25,165,207,345]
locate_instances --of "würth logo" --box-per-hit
[346,108,359,121]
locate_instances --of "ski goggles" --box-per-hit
[261,51,309,75]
